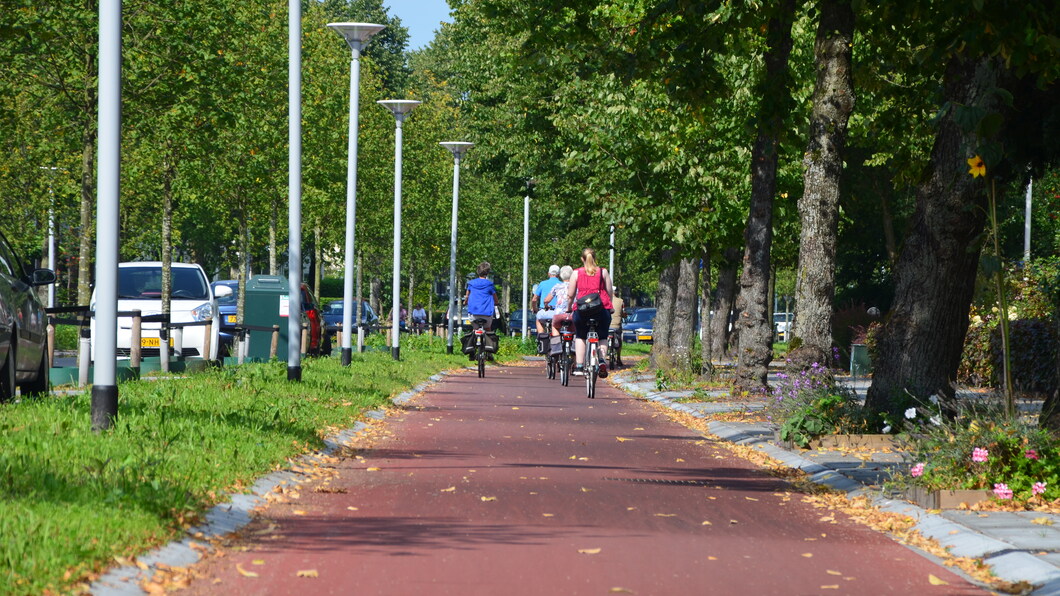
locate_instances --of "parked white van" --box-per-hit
[90,262,216,360]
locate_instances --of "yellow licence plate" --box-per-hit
[227,315,237,323]
[637,335,652,341]
[141,337,174,348]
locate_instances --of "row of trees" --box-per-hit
[425,0,1060,419]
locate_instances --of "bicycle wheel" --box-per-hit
[585,346,596,399]
[547,354,556,380]
[478,351,486,378]
[560,350,569,386]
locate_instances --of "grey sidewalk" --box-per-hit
[610,370,1060,596]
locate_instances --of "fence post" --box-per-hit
[78,326,91,387]
[130,310,142,371]
[237,329,246,365]
[202,320,213,361]
[173,326,184,360]
[47,321,55,369]
[270,325,280,360]
[301,323,308,355]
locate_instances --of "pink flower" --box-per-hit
[1025,449,1040,460]
[910,463,925,478]
[1033,482,1047,496]
[993,483,1013,500]
[971,448,989,463]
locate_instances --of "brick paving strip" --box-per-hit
[99,364,989,595]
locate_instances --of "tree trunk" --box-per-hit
[160,152,175,369]
[313,223,322,297]
[1041,315,1060,430]
[788,0,856,370]
[670,257,697,371]
[269,203,278,275]
[865,57,1000,416]
[651,251,679,369]
[406,265,415,329]
[734,0,796,394]
[700,247,715,378]
[370,277,382,318]
[712,247,740,358]
[77,124,96,306]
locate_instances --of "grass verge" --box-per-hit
[0,340,483,594]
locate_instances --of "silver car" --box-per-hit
[0,230,55,400]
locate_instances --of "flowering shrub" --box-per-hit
[768,362,869,448]
[899,404,1060,504]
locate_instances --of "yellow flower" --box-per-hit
[967,155,986,178]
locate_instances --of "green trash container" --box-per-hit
[850,343,872,377]
[244,275,295,361]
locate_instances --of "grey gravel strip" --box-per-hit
[92,369,454,595]
[609,373,1060,593]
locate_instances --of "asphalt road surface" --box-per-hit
[181,364,986,595]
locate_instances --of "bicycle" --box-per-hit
[557,319,575,387]
[608,328,622,370]
[471,317,490,378]
[584,318,605,399]
[540,319,555,379]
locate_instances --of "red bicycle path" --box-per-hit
[181,364,986,595]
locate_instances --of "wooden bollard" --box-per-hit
[301,324,308,355]
[202,320,213,361]
[270,325,280,360]
[130,310,142,370]
[47,322,55,369]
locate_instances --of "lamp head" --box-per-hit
[439,141,474,158]
[377,100,421,120]
[326,23,385,50]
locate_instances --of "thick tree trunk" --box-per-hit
[670,258,697,371]
[788,0,855,369]
[651,251,678,369]
[734,0,796,394]
[1041,315,1060,429]
[700,248,715,378]
[865,57,999,416]
[712,247,741,358]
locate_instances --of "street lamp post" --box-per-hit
[378,99,421,361]
[287,0,303,382]
[440,142,473,355]
[327,22,385,366]
[92,0,122,431]
[521,180,533,339]
[609,223,616,288]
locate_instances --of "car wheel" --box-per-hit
[22,349,49,397]
[0,345,15,402]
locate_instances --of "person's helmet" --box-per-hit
[548,264,560,276]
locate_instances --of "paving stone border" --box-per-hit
[609,372,1060,595]
[91,370,453,596]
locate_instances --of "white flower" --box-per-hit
[881,425,892,434]
[930,415,942,426]
[905,407,917,419]
[1008,310,1018,321]
[929,395,939,405]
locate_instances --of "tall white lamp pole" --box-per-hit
[287,0,303,382]
[92,0,121,431]
[521,180,532,339]
[609,223,616,287]
[327,22,385,365]
[378,99,420,360]
[440,142,473,354]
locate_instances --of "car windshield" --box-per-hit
[119,266,209,300]
[773,313,792,323]
[325,303,343,315]
[625,310,655,324]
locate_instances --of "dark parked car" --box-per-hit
[322,300,379,342]
[506,309,534,336]
[0,229,55,400]
[210,280,239,357]
[622,307,656,344]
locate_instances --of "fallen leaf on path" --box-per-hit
[1032,517,1054,526]
[236,564,258,578]
[654,513,676,517]
[441,487,456,492]
[578,457,589,461]
[293,510,307,516]
[578,548,602,555]
[676,458,685,463]
[820,585,838,590]
[346,506,358,511]
[635,428,645,431]
[745,497,758,502]
[296,569,319,578]
[481,496,497,502]
[609,588,634,594]
[512,407,520,410]
[252,560,265,566]
[616,437,633,442]
[928,574,948,586]
[826,570,841,576]
[801,553,813,558]
[707,556,718,561]
[581,487,592,492]
[366,467,380,472]
[729,520,738,524]
[569,455,578,460]
[627,507,637,511]
[543,513,554,517]
[702,521,712,525]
